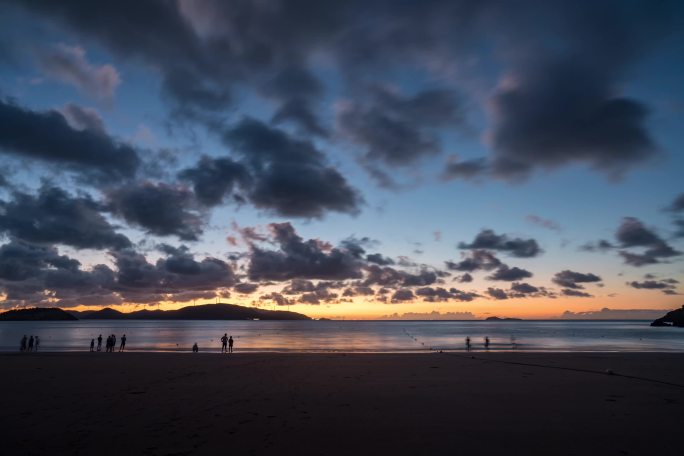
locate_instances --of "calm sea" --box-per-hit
[1,320,683,352]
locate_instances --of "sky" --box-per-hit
[0,0,682,319]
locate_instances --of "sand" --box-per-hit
[2,352,683,455]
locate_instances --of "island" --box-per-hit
[0,307,78,321]
[650,305,684,327]
[484,316,523,321]
[1,303,310,321]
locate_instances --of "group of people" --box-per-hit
[19,335,39,352]
[192,333,234,353]
[90,334,126,352]
[465,336,491,351]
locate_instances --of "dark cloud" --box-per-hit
[365,253,394,266]
[552,270,602,289]
[337,86,465,180]
[628,279,679,294]
[391,289,414,303]
[561,288,593,298]
[60,103,105,133]
[259,292,293,307]
[362,265,440,288]
[177,156,249,206]
[445,250,502,272]
[415,286,479,302]
[486,287,508,300]
[487,265,532,282]
[456,273,473,283]
[248,222,363,281]
[178,119,363,219]
[0,97,140,181]
[579,239,615,252]
[510,282,539,294]
[458,229,542,258]
[0,185,131,250]
[106,182,204,241]
[442,158,489,181]
[666,193,684,212]
[234,282,258,294]
[615,217,680,266]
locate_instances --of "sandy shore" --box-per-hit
[2,352,683,455]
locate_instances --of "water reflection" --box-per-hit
[1,320,682,352]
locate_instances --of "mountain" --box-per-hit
[650,305,684,327]
[0,307,78,321]
[70,303,310,321]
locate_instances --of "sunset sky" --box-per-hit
[0,0,682,319]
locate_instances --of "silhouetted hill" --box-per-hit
[650,305,684,327]
[485,316,523,321]
[0,307,78,321]
[70,303,310,321]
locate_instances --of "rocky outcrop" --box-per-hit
[650,305,684,327]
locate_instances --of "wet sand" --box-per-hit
[2,352,683,455]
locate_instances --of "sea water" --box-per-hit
[1,320,683,352]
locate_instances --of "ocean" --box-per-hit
[1,320,683,352]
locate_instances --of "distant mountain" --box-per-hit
[69,303,310,321]
[485,316,523,321]
[0,307,78,321]
[650,306,684,327]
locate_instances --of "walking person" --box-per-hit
[20,335,27,352]
[465,336,471,351]
[484,336,490,350]
[119,334,126,352]
[90,339,95,352]
[28,335,34,352]
[97,334,102,352]
[35,336,40,351]
[221,333,228,353]
[228,336,234,353]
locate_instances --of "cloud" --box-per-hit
[106,182,204,241]
[414,286,479,302]
[365,253,395,266]
[442,157,489,181]
[615,217,680,266]
[456,273,473,283]
[561,288,593,298]
[234,282,258,294]
[579,239,615,252]
[362,265,440,288]
[561,308,677,320]
[552,270,602,289]
[628,278,679,294]
[36,44,121,101]
[337,86,464,177]
[445,250,502,272]
[247,222,364,281]
[59,103,105,133]
[378,311,477,320]
[526,215,560,231]
[458,229,542,257]
[486,287,508,300]
[0,97,140,181]
[391,289,414,303]
[0,185,131,250]
[180,118,363,218]
[486,265,533,281]
[665,193,684,212]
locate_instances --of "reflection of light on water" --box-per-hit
[1,320,683,353]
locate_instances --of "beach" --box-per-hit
[2,352,683,455]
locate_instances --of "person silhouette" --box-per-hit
[484,336,490,350]
[97,334,102,352]
[20,335,27,352]
[119,334,126,352]
[90,339,95,352]
[35,336,40,351]
[111,335,116,352]
[106,335,112,352]
[192,342,199,353]
[465,336,471,351]
[228,336,234,353]
[28,335,34,352]
[221,333,228,353]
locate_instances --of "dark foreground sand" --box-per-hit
[2,352,683,455]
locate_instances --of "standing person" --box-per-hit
[35,336,40,351]
[20,335,27,352]
[90,339,95,352]
[484,336,490,350]
[119,334,126,352]
[106,335,111,352]
[97,334,103,352]
[28,335,34,352]
[465,336,471,351]
[228,336,234,353]
[221,333,228,353]
[111,334,116,352]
